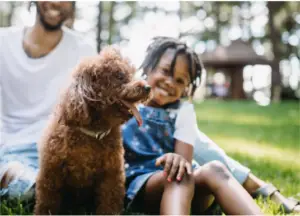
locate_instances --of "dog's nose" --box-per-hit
[144,85,151,92]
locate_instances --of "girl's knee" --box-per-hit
[164,174,195,196]
[207,160,230,178]
[146,171,195,195]
[194,160,231,185]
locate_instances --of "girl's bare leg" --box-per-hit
[243,173,265,193]
[193,161,262,215]
[138,162,262,215]
[141,171,194,215]
[191,183,215,214]
[160,173,194,215]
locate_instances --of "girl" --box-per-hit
[122,37,262,215]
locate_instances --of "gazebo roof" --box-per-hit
[200,39,271,68]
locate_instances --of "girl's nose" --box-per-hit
[162,78,177,95]
[165,77,176,88]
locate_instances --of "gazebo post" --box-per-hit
[230,67,246,99]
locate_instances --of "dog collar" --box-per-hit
[78,127,111,141]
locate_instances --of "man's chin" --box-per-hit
[40,17,64,31]
[43,23,62,31]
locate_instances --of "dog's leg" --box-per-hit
[34,160,64,215]
[95,170,126,215]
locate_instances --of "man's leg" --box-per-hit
[193,130,250,185]
[0,143,38,201]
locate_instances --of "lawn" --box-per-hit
[1,100,299,215]
[194,100,300,215]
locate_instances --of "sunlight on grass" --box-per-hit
[197,112,300,126]
[197,110,274,126]
[194,100,300,215]
[195,101,300,150]
[195,100,300,126]
[212,137,300,170]
[230,152,300,196]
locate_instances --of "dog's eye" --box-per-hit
[116,72,126,80]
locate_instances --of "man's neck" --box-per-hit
[23,19,63,58]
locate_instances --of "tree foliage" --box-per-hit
[0,1,299,100]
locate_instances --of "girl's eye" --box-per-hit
[162,68,169,74]
[176,78,185,85]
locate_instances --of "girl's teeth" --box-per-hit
[157,88,169,96]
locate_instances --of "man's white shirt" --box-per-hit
[0,26,97,147]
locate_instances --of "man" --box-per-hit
[0,1,97,199]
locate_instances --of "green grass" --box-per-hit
[0,199,34,215]
[194,100,300,215]
[1,100,299,215]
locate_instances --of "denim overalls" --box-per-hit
[122,103,199,208]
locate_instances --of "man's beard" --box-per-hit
[36,4,64,31]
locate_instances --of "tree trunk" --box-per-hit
[230,67,246,99]
[215,2,221,44]
[96,1,103,52]
[7,2,16,26]
[0,2,16,27]
[108,1,116,45]
[267,2,284,103]
[178,1,183,37]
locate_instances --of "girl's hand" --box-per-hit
[155,153,192,182]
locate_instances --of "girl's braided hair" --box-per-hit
[140,36,205,97]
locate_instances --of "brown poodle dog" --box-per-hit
[34,46,151,215]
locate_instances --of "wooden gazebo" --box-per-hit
[200,39,271,99]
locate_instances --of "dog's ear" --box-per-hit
[58,78,91,126]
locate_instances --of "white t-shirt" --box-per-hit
[169,102,198,147]
[0,26,97,147]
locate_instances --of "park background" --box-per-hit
[0,1,299,215]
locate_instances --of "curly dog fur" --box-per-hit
[34,46,151,215]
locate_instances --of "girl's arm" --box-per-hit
[173,102,198,164]
[174,139,193,164]
[156,102,198,181]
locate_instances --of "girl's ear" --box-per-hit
[182,85,193,102]
[182,86,188,97]
[182,85,192,98]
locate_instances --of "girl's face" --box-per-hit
[146,48,191,107]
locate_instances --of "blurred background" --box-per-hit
[1,1,299,105]
[0,2,299,214]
